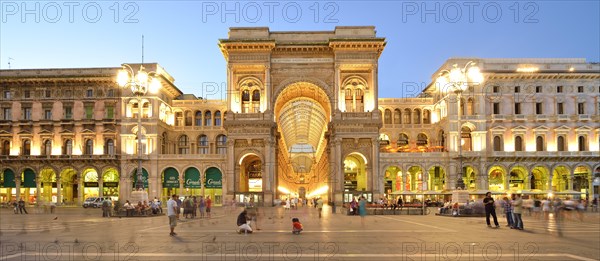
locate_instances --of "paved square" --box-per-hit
[1,206,599,260]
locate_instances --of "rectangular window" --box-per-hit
[535,103,543,114]
[3,91,10,99]
[2,108,11,120]
[44,109,52,120]
[514,86,520,93]
[85,104,93,119]
[578,103,585,114]
[107,89,114,97]
[535,86,542,93]
[493,103,500,114]
[577,86,584,93]
[557,103,564,114]
[557,86,563,93]
[64,106,73,119]
[514,102,521,114]
[24,90,31,98]
[493,86,499,93]
[106,106,114,119]
[86,89,93,98]
[23,107,32,120]
[45,90,52,98]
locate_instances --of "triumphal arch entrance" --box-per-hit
[219,26,386,206]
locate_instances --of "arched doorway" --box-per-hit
[508,166,527,191]
[552,165,570,192]
[530,166,550,191]
[22,168,37,203]
[343,152,368,202]
[274,82,332,203]
[82,168,100,200]
[131,168,149,194]
[1,169,16,202]
[384,166,401,195]
[488,166,505,192]
[407,166,424,192]
[428,166,446,191]
[573,165,590,199]
[39,168,57,203]
[102,168,120,201]
[60,168,77,204]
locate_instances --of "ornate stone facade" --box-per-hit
[1,28,598,207]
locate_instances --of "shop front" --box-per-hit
[205,167,222,206]
[1,169,16,203]
[22,169,37,203]
[184,167,201,196]
[82,169,100,200]
[162,167,179,201]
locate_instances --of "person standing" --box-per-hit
[512,194,524,230]
[358,196,367,227]
[18,198,28,214]
[167,194,178,236]
[483,192,500,228]
[206,196,212,218]
[502,197,513,227]
[198,196,206,218]
[316,197,324,218]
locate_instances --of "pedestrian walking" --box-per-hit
[358,196,367,227]
[167,195,178,236]
[316,197,324,218]
[206,196,212,218]
[483,192,500,228]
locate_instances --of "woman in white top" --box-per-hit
[541,198,551,220]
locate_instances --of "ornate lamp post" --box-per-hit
[436,61,482,190]
[116,64,161,201]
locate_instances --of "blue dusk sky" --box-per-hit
[1,1,599,99]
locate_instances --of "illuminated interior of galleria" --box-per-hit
[1,27,599,206]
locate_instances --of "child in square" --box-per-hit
[292,218,303,234]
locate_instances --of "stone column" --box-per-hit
[371,137,381,196]
[15,176,21,201]
[35,177,41,204]
[330,137,343,205]
[263,138,275,206]
[98,180,103,198]
[56,174,62,204]
[225,139,235,197]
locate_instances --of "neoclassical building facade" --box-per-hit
[1,27,599,206]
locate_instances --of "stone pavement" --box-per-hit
[1,206,599,260]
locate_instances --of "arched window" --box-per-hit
[1,140,9,155]
[198,135,209,154]
[514,136,523,152]
[214,111,222,126]
[195,111,202,126]
[403,109,411,124]
[85,139,93,155]
[178,135,190,154]
[413,109,421,124]
[343,77,367,112]
[578,136,587,151]
[161,133,168,154]
[241,90,251,113]
[22,139,31,155]
[252,90,260,113]
[185,111,192,126]
[417,133,428,146]
[423,110,431,124]
[557,136,565,152]
[204,111,212,126]
[105,139,115,155]
[216,135,227,154]
[43,140,52,156]
[461,127,473,152]
[142,102,150,118]
[63,139,72,155]
[536,136,544,151]
[384,109,392,124]
[493,136,503,151]
[394,109,401,124]
[175,111,183,126]
[397,133,409,147]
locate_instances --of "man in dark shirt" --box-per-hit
[237,210,252,233]
[483,192,499,228]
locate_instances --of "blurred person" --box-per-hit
[512,194,523,230]
[292,217,303,234]
[541,198,551,220]
[237,210,252,234]
[206,196,212,218]
[167,195,178,236]
[317,197,324,218]
[502,197,513,227]
[358,196,367,227]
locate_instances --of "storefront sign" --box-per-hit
[85,182,99,187]
[103,182,119,187]
[163,176,179,188]
[185,179,201,188]
[205,168,222,189]
[510,180,524,184]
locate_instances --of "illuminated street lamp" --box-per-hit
[116,64,161,199]
[436,61,483,190]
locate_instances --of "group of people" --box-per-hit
[11,198,28,214]
[121,199,162,217]
[165,194,212,236]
